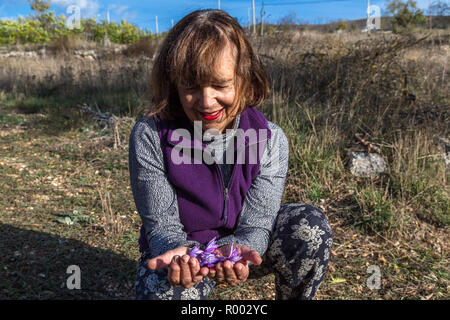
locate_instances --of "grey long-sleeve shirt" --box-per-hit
[129,113,289,259]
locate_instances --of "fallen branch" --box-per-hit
[77,102,118,130]
[355,133,381,154]
[77,103,121,149]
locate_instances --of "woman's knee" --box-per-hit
[266,204,333,294]
[300,204,332,237]
[273,203,333,257]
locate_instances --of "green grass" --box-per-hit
[352,185,395,233]
[0,112,25,125]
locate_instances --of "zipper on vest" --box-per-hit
[221,136,239,227]
[223,187,229,225]
[215,163,228,226]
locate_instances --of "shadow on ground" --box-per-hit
[0,224,136,299]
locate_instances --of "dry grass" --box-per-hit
[98,187,124,237]
[0,53,152,117]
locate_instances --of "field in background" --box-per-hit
[0,28,448,299]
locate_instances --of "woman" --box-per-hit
[129,9,333,300]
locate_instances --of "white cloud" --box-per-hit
[105,4,139,23]
[52,0,100,18]
[109,4,129,16]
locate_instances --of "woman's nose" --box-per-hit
[198,87,216,109]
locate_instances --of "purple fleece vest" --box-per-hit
[138,107,272,252]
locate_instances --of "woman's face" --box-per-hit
[177,44,238,134]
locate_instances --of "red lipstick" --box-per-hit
[202,109,223,121]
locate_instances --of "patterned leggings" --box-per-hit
[135,203,333,300]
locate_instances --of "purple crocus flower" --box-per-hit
[199,252,220,267]
[203,237,218,254]
[227,243,242,264]
[187,237,243,268]
[188,245,203,258]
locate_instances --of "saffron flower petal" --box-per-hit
[199,252,220,267]
[204,237,218,254]
[228,252,242,264]
[227,243,242,264]
[188,246,203,258]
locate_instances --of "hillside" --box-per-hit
[261,15,450,33]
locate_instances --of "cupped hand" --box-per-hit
[168,254,210,288]
[208,244,262,286]
[147,246,209,288]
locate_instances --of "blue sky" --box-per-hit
[0,0,434,33]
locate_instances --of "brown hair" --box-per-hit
[145,9,269,121]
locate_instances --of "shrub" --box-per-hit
[122,35,158,57]
[386,0,428,32]
[336,21,348,31]
[0,9,149,45]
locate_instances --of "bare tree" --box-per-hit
[278,10,299,26]
[429,0,450,15]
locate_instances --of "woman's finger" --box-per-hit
[214,262,225,283]
[223,260,238,285]
[200,266,210,278]
[233,262,246,280]
[168,255,181,286]
[207,267,217,280]
[180,255,193,288]
[189,258,203,283]
[240,248,262,266]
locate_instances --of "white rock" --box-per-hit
[347,151,387,178]
[433,136,450,171]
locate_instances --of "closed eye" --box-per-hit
[183,85,199,91]
[181,83,231,91]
